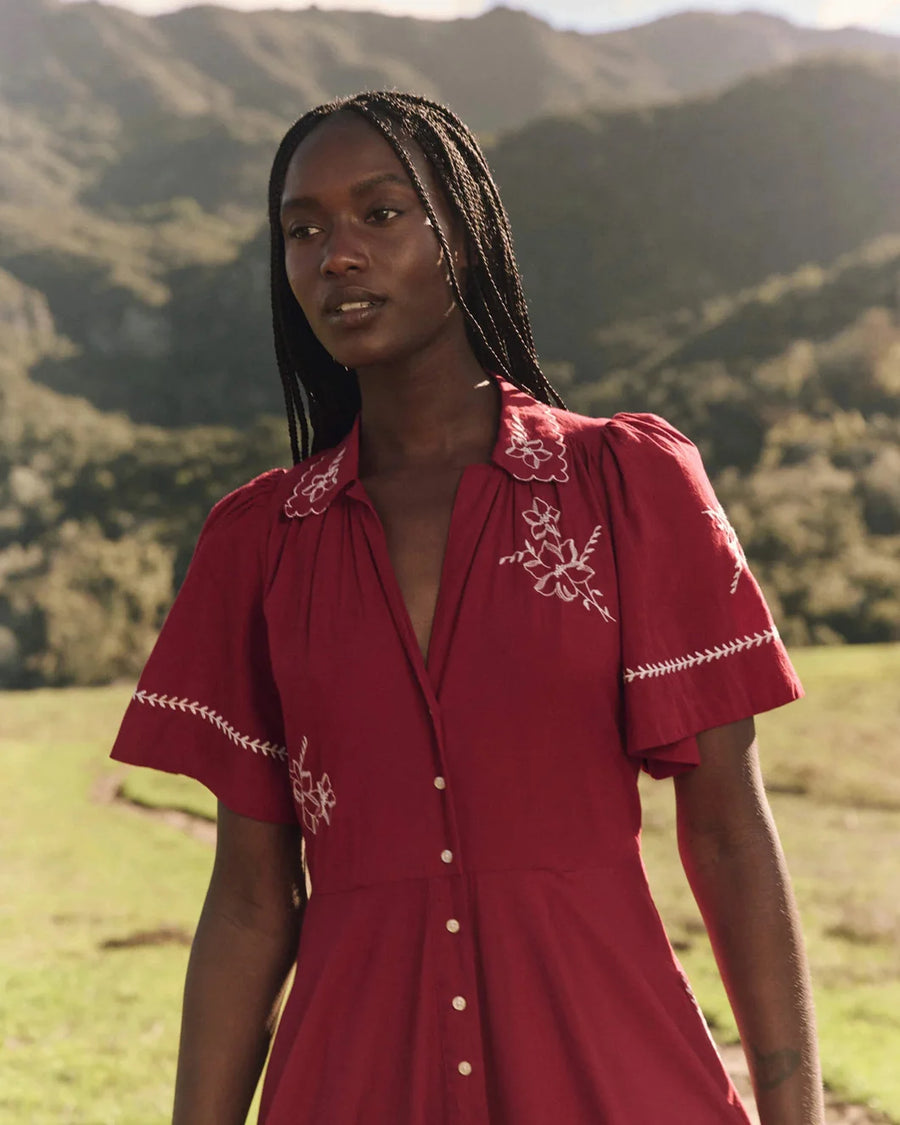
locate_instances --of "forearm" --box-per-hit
[679,813,824,1125]
[172,893,300,1125]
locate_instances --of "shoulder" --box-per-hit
[553,406,705,483]
[556,406,693,453]
[201,468,290,544]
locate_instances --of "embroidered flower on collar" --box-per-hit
[506,414,554,472]
[285,446,347,519]
[501,498,614,619]
[289,736,336,835]
[496,400,569,483]
[303,448,345,505]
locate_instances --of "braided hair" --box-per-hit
[267,90,565,463]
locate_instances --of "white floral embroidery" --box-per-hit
[703,503,746,595]
[623,627,779,683]
[285,447,346,518]
[502,405,569,482]
[132,691,287,759]
[303,447,345,504]
[289,736,336,834]
[505,413,554,472]
[522,495,561,541]
[500,497,614,619]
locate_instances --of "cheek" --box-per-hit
[284,252,317,313]
[401,241,454,304]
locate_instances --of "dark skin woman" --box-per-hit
[113,92,825,1125]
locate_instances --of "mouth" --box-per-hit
[323,289,387,324]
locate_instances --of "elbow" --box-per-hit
[677,811,780,882]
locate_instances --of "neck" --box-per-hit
[356,343,499,476]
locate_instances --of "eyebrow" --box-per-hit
[280,171,413,214]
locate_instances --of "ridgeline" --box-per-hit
[1,2,899,684]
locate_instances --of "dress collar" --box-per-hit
[284,376,569,520]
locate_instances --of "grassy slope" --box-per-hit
[0,687,210,1124]
[640,643,900,1116]
[1,646,898,1122]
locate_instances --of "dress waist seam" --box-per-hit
[309,853,641,898]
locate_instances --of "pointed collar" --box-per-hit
[284,375,569,520]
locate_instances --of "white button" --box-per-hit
[445,918,460,933]
[452,995,467,1011]
[440,849,454,864]
[433,776,446,790]
[457,1060,472,1076]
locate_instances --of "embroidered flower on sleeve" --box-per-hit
[702,503,746,595]
[500,498,614,620]
[289,737,336,835]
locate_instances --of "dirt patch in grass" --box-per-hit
[100,926,193,951]
[93,768,217,845]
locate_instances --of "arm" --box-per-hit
[674,718,824,1125]
[172,802,305,1125]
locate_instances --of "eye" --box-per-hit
[368,206,401,224]
[287,223,320,241]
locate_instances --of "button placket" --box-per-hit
[426,692,488,1113]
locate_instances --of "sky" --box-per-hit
[58,0,900,35]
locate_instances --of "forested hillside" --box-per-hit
[1,1,899,685]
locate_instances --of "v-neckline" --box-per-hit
[355,463,493,703]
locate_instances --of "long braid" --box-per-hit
[267,91,564,463]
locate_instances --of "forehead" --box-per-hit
[282,111,432,202]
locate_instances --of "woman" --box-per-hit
[112,91,825,1124]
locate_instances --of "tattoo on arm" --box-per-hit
[751,1043,802,1090]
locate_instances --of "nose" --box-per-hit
[319,220,367,278]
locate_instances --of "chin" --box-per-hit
[330,340,408,372]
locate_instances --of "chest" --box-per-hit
[268,469,621,707]
[361,468,464,662]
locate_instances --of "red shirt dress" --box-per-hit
[112,376,802,1124]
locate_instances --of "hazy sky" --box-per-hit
[58,0,900,34]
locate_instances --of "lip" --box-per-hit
[322,286,387,321]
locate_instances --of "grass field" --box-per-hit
[1,644,899,1123]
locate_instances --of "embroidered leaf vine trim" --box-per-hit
[702,503,746,595]
[623,627,779,683]
[289,736,336,834]
[132,690,287,760]
[500,497,614,619]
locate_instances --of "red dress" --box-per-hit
[112,376,802,1124]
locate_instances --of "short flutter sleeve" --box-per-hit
[111,470,295,823]
[601,413,802,779]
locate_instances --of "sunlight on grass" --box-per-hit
[639,643,900,1118]
[2,646,899,1121]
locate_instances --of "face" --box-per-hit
[279,111,468,372]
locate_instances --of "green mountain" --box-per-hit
[492,56,900,370]
[3,3,900,681]
[10,54,900,427]
[4,231,899,684]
